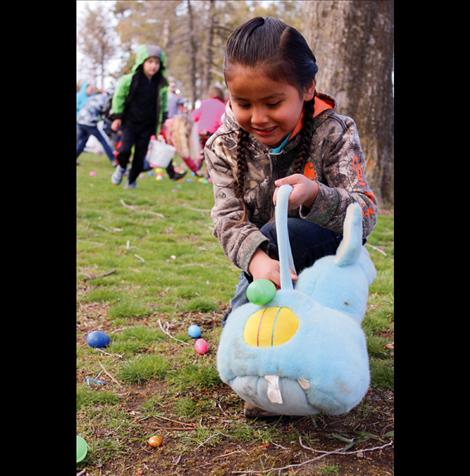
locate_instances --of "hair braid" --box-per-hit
[235,128,250,221]
[291,97,315,175]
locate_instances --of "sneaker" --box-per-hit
[243,401,278,419]
[170,170,187,181]
[111,166,126,185]
[125,181,137,189]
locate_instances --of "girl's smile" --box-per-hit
[226,64,314,147]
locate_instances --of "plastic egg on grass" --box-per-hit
[76,435,88,463]
[246,279,276,306]
[148,435,164,447]
[194,338,209,355]
[86,330,110,348]
[187,324,201,339]
[194,338,209,354]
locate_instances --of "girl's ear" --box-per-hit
[303,80,316,102]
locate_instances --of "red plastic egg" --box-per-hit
[194,338,209,355]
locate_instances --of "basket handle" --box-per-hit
[274,185,297,290]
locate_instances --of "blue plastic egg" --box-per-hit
[188,324,201,339]
[86,330,110,348]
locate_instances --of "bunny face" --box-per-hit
[216,189,376,416]
[217,287,370,415]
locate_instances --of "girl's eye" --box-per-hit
[266,101,281,108]
[238,103,251,109]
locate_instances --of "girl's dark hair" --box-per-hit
[224,17,318,209]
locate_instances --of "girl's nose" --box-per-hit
[251,108,269,127]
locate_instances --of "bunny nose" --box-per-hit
[243,307,299,347]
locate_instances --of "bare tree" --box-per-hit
[187,0,198,108]
[78,4,117,89]
[303,1,394,206]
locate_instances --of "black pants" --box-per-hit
[117,124,178,184]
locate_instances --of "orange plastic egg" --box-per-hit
[148,435,164,447]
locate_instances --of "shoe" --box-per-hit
[243,401,278,419]
[170,170,187,181]
[111,166,126,185]
[125,181,137,189]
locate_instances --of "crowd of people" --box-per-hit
[76,44,227,188]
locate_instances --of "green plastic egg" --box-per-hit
[246,279,276,305]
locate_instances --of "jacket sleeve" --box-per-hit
[299,117,378,239]
[205,144,269,273]
[157,85,168,134]
[110,74,131,120]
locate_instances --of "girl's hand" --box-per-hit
[111,119,122,132]
[274,174,319,209]
[248,248,297,288]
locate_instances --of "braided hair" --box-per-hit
[224,17,319,210]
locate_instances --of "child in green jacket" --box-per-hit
[110,44,186,189]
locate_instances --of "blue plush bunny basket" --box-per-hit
[216,185,376,416]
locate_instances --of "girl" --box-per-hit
[205,16,378,418]
[205,18,378,324]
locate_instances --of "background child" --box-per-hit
[76,81,96,116]
[191,85,226,147]
[205,16,378,325]
[109,44,186,189]
[76,87,116,166]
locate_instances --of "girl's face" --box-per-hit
[143,57,160,78]
[226,64,315,147]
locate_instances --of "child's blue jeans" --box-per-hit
[76,123,115,164]
[222,218,343,324]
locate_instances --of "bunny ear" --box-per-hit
[335,203,363,267]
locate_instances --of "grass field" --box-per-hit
[77,152,394,475]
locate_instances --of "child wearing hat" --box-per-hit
[110,44,186,189]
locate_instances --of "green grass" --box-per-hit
[118,354,170,384]
[77,385,119,410]
[77,153,394,471]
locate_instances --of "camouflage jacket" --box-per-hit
[204,93,378,273]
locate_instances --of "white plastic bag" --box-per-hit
[147,139,175,168]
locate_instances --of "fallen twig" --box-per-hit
[173,454,182,465]
[153,414,195,427]
[120,199,137,210]
[98,362,123,387]
[95,348,123,359]
[271,442,288,450]
[195,431,225,450]
[186,206,211,213]
[96,223,122,233]
[76,470,87,476]
[157,319,189,346]
[213,449,247,460]
[217,401,228,416]
[83,269,116,282]
[232,438,393,474]
[134,254,145,263]
[366,243,387,256]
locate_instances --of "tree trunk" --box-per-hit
[204,0,216,96]
[303,0,394,207]
[187,0,197,109]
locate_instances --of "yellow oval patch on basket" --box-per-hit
[243,307,299,347]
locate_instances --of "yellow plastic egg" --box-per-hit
[243,306,299,347]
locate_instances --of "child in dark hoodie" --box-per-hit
[110,44,186,189]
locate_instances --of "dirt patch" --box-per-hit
[78,385,393,475]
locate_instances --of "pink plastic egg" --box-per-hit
[194,338,209,355]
